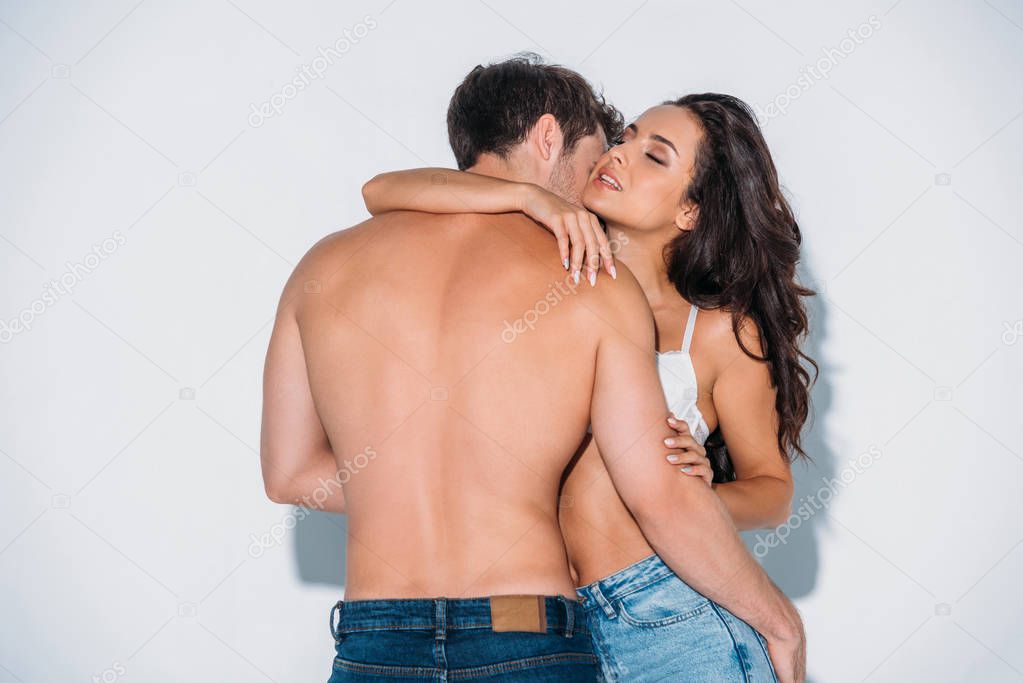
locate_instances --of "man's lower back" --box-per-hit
[293,211,601,600]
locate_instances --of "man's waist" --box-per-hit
[330,595,588,636]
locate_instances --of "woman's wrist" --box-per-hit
[514,181,541,214]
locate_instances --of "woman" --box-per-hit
[362,93,814,682]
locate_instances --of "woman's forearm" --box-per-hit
[712,475,792,530]
[362,168,532,216]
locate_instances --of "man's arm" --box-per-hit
[259,256,346,513]
[587,271,803,647]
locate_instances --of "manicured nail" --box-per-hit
[588,270,596,287]
[609,264,617,280]
[667,416,678,425]
[680,466,693,473]
[573,270,580,285]
[666,454,681,463]
[663,438,674,446]
[563,258,570,270]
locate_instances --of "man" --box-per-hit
[261,56,804,681]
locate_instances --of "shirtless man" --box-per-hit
[260,56,805,682]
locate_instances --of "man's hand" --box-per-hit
[763,604,806,683]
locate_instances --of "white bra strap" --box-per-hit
[681,304,699,353]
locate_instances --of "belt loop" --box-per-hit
[559,595,575,638]
[592,583,617,619]
[434,598,447,641]
[329,599,344,644]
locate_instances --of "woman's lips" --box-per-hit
[593,166,623,191]
[593,172,623,192]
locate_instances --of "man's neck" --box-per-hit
[467,154,536,186]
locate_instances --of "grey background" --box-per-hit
[1,0,1021,681]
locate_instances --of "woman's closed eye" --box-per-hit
[646,152,665,165]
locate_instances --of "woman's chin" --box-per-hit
[583,197,629,228]
[581,187,616,218]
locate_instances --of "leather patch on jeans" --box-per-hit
[489,595,547,633]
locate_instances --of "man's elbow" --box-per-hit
[261,461,293,505]
[361,175,382,214]
[263,479,290,504]
[626,476,708,539]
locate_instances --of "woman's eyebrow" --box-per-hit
[627,123,678,156]
[650,134,678,156]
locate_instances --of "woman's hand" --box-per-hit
[520,185,615,285]
[663,416,712,486]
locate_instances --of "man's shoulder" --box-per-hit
[283,219,377,292]
[297,214,399,266]
[573,261,655,344]
[586,261,649,314]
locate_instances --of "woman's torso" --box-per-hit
[560,301,720,586]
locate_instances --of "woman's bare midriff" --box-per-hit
[559,439,659,587]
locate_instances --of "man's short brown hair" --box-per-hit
[447,53,624,171]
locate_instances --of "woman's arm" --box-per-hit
[363,168,531,216]
[362,168,615,282]
[705,319,795,530]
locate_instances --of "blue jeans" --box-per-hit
[327,595,599,681]
[576,555,779,682]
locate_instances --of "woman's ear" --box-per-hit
[674,203,698,231]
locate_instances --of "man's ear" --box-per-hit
[674,203,698,231]
[528,113,561,162]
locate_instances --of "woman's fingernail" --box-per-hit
[667,416,677,425]
[663,438,674,446]
[573,270,580,285]
[609,264,617,280]
[681,466,693,473]
[666,455,681,463]
[563,258,570,270]
[588,270,597,287]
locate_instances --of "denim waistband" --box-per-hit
[330,595,588,638]
[575,554,674,608]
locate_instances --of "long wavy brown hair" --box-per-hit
[664,93,816,481]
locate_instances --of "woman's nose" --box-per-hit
[609,146,626,167]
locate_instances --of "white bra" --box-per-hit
[585,305,711,445]
[656,305,711,446]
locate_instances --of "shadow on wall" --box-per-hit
[741,255,835,605]
[294,510,347,588]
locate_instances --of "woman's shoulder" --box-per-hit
[694,307,765,371]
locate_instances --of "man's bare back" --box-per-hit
[283,210,624,600]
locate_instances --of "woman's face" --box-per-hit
[582,105,703,232]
